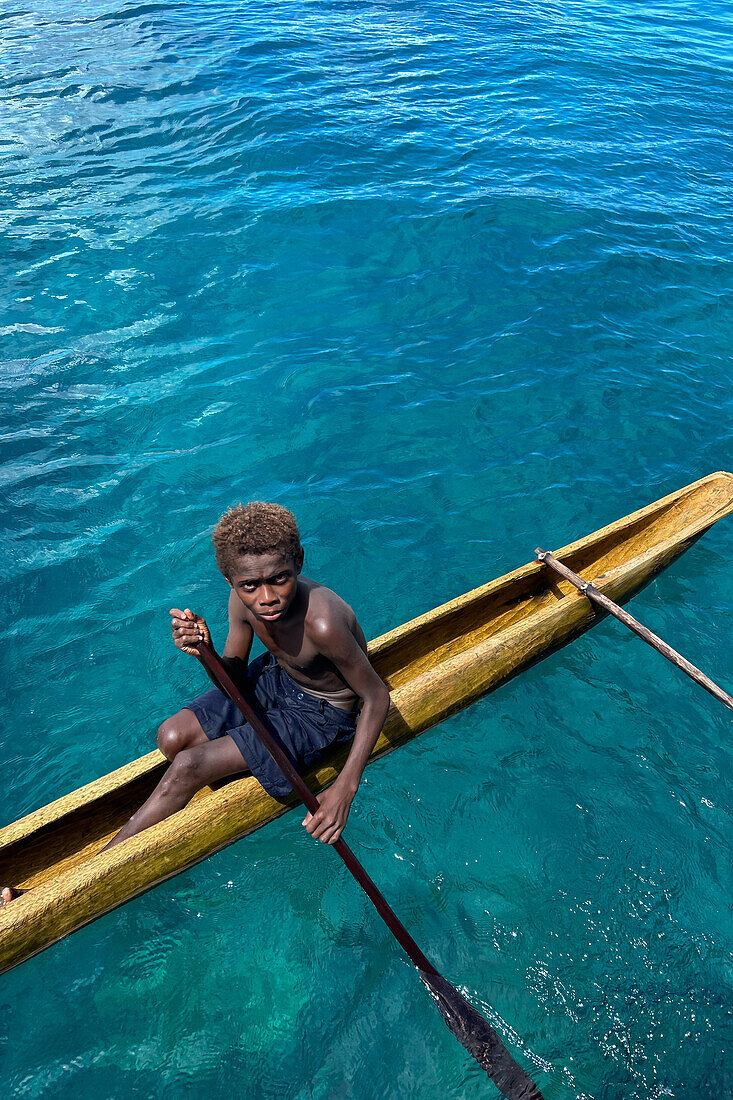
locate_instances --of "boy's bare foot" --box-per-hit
[1,887,25,905]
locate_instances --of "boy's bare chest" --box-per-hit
[253,624,341,688]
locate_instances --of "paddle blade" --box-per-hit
[419,970,545,1100]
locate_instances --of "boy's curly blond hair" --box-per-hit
[212,502,302,580]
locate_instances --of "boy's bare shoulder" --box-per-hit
[302,577,359,636]
[227,586,250,623]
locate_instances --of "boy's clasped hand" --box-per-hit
[170,608,210,655]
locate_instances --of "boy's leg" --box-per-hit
[0,712,237,906]
[102,735,251,850]
[1,706,246,905]
[156,706,211,760]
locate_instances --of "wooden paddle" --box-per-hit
[195,640,545,1099]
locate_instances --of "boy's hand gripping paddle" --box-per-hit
[195,640,545,1099]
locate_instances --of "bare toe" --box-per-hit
[1,886,24,905]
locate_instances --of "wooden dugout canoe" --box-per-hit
[1,471,732,976]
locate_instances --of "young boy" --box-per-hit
[0,503,391,905]
[102,501,391,851]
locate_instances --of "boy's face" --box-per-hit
[229,549,303,625]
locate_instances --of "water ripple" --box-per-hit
[2,1,733,1097]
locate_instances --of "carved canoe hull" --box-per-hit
[1,471,732,975]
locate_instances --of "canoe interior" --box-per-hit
[0,762,167,892]
[2,472,732,897]
[370,471,731,690]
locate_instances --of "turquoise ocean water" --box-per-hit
[2,1,732,1095]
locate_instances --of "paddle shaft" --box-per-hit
[195,642,547,1100]
[535,548,733,712]
[195,641,438,976]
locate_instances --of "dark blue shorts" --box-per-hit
[184,652,358,799]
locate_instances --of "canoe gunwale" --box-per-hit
[0,750,166,856]
[373,471,733,687]
[369,471,733,665]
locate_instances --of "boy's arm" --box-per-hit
[219,589,255,690]
[302,617,391,845]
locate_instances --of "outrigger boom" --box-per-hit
[535,546,733,711]
[1,471,732,977]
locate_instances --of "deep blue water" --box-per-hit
[1,1,732,1096]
